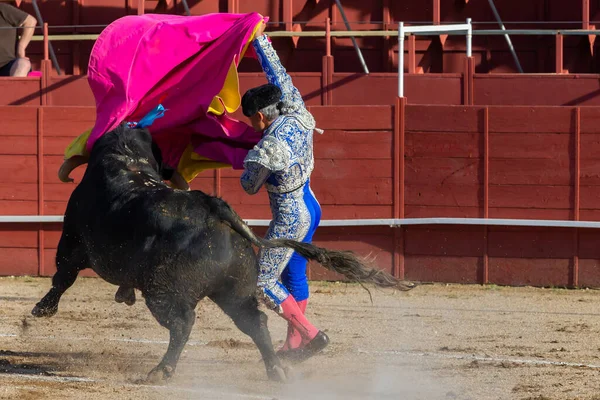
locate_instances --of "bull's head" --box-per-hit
[58,155,89,183]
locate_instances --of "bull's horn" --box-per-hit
[58,156,88,183]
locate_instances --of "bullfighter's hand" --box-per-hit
[256,20,266,37]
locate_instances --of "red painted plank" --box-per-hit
[404,256,481,284]
[0,200,38,215]
[580,134,600,159]
[579,107,600,133]
[490,134,571,159]
[578,229,600,259]
[313,159,392,179]
[308,106,393,130]
[488,106,574,134]
[489,159,571,185]
[0,183,37,201]
[42,107,96,137]
[0,136,37,155]
[475,76,600,106]
[489,185,571,209]
[488,228,573,258]
[44,201,68,215]
[404,206,481,218]
[578,260,600,288]
[0,107,38,135]
[404,226,484,257]
[405,133,481,158]
[317,205,393,219]
[0,79,41,106]
[0,155,38,183]
[314,130,392,160]
[0,227,38,248]
[405,106,482,133]
[43,229,62,250]
[0,248,38,276]
[44,136,73,156]
[46,76,95,106]
[580,161,600,185]
[488,207,572,220]
[489,258,571,287]
[329,74,462,105]
[578,186,600,209]
[405,158,482,185]
[405,184,481,207]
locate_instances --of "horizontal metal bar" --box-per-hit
[0,216,64,223]
[403,23,471,34]
[30,28,600,42]
[3,216,600,229]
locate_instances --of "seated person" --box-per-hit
[0,4,36,77]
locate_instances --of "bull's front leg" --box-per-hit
[144,294,196,382]
[32,262,80,317]
[32,238,86,318]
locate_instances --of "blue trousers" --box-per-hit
[257,181,322,306]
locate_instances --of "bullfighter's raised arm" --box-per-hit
[252,33,306,114]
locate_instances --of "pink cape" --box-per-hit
[86,12,265,169]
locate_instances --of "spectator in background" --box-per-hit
[0,3,36,77]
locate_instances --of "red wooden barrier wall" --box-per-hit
[6,72,600,107]
[1,103,600,288]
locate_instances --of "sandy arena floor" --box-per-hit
[1,277,600,400]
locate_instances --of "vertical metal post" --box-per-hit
[333,0,369,74]
[326,17,331,56]
[398,22,404,97]
[466,18,472,57]
[31,0,61,75]
[181,0,191,16]
[487,0,523,73]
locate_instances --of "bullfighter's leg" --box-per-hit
[279,183,322,353]
[144,294,196,382]
[115,286,136,306]
[32,234,87,318]
[210,292,291,383]
[259,184,328,364]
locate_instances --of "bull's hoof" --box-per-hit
[31,303,58,318]
[115,287,136,306]
[145,364,174,384]
[267,365,294,383]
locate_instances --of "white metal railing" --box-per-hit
[398,19,473,97]
[3,216,600,229]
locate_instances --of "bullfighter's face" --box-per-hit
[249,112,267,133]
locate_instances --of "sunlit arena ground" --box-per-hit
[1,277,600,400]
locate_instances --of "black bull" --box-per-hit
[31,125,414,382]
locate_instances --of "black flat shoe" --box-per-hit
[277,331,329,364]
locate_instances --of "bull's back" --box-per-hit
[65,186,258,296]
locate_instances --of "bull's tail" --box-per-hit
[267,239,415,291]
[209,196,415,292]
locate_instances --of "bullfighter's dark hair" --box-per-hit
[241,83,282,117]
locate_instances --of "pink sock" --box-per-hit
[281,299,308,350]
[279,296,318,343]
